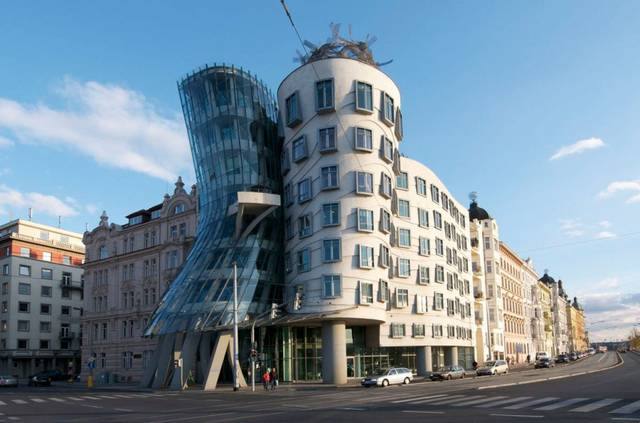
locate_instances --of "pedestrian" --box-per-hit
[262,368,271,391]
[472,360,478,370]
[269,368,278,391]
[526,354,531,364]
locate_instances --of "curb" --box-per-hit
[477,352,624,391]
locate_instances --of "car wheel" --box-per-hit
[447,375,452,380]
[492,370,497,376]
[403,377,410,385]
[461,373,465,379]
[505,369,509,375]
[382,379,389,387]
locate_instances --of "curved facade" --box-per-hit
[278,57,475,380]
[145,65,282,337]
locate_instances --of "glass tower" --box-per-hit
[145,65,282,337]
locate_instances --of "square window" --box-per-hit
[286,91,302,127]
[380,209,391,233]
[390,323,406,338]
[292,136,308,162]
[297,249,311,273]
[19,265,31,276]
[398,199,410,218]
[41,268,53,280]
[18,283,30,295]
[395,288,409,307]
[398,228,411,248]
[19,302,30,313]
[42,251,52,262]
[297,178,312,203]
[316,79,334,111]
[298,214,313,238]
[396,172,408,190]
[323,275,341,298]
[41,286,52,297]
[322,203,340,226]
[381,137,393,163]
[356,171,373,195]
[40,340,50,349]
[413,323,425,337]
[40,303,50,315]
[382,93,395,125]
[17,339,29,350]
[398,258,411,278]
[354,127,373,151]
[355,81,373,112]
[322,239,341,262]
[17,320,29,332]
[321,165,339,190]
[359,281,374,304]
[20,247,30,258]
[357,209,374,232]
[358,245,374,269]
[319,127,337,152]
[40,321,51,333]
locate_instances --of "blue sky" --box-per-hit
[0,0,638,340]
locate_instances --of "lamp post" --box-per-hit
[232,261,239,391]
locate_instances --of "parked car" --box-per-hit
[476,360,509,376]
[535,352,549,361]
[30,369,65,382]
[556,354,569,363]
[430,365,466,381]
[568,352,578,361]
[361,367,413,387]
[535,358,555,369]
[28,374,52,387]
[0,375,18,387]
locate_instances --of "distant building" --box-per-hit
[521,258,538,360]
[499,242,529,363]
[567,297,587,352]
[539,272,570,355]
[0,219,85,378]
[533,279,554,356]
[81,178,197,383]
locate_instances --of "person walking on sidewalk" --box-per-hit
[262,368,271,391]
[269,368,278,391]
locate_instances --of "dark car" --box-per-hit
[568,352,578,361]
[535,358,555,369]
[28,374,52,387]
[556,354,569,363]
[430,365,466,381]
[28,369,65,386]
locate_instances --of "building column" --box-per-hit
[447,346,459,366]
[321,321,347,385]
[416,346,432,376]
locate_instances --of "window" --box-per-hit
[41,286,52,297]
[431,184,440,203]
[418,209,429,228]
[433,211,443,229]
[297,178,312,203]
[17,339,29,350]
[40,321,51,333]
[63,256,71,265]
[355,81,373,112]
[319,127,336,152]
[390,323,406,338]
[379,244,390,268]
[380,172,392,198]
[395,288,409,308]
[413,323,425,337]
[20,247,30,258]
[174,203,185,214]
[446,273,453,290]
[358,245,374,269]
[419,237,430,256]
[380,209,391,233]
[285,217,294,240]
[19,265,31,276]
[284,253,292,273]
[486,260,493,273]
[18,320,30,332]
[2,264,8,275]
[316,79,334,111]
[19,302,30,313]
[398,228,411,248]
[434,238,444,256]
[292,136,308,162]
[284,184,293,206]
[395,109,403,140]
[382,93,395,125]
[398,258,411,278]
[323,275,341,298]
[434,293,444,310]
[18,283,30,295]
[285,91,302,127]
[398,199,410,218]
[381,137,393,162]
[416,178,427,196]
[359,281,374,304]
[321,165,339,189]
[355,127,373,151]
[298,214,313,238]
[441,192,449,211]
[281,149,291,175]
[378,279,390,302]
[355,171,373,194]
[41,251,52,262]
[435,265,445,283]
[322,203,340,226]
[418,266,430,284]
[322,239,341,262]
[1,302,5,313]
[297,249,311,273]
[41,268,53,280]
[357,209,374,232]
[396,172,408,190]
[61,305,71,315]
[179,223,186,237]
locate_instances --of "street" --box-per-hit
[0,352,636,422]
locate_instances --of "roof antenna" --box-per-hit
[28,207,32,221]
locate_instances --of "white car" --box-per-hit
[476,360,509,376]
[535,352,549,361]
[361,367,414,387]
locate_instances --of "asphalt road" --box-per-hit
[0,351,636,422]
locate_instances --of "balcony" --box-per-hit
[59,330,75,340]
[60,279,83,290]
[474,286,484,299]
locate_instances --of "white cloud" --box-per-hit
[0,77,191,182]
[0,184,78,218]
[0,168,9,176]
[595,231,616,239]
[559,218,584,238]
[0,135,14,148]
[582,291,640,342]
[627,193,640,204]
[597,179,640,204]
[599,220,612,228]
[85,204,99,215]
[549,137,605,161]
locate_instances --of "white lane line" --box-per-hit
[452,396,504,407]
[337,407,365,411]
[401,410,445,414]
[535,398,589,411]
[570,398,621,412]
[504,397,559,410]
[11,400,27,404]
[0,401,5,406]
[80,404,103,409]
[476,397,533,408]
[430,395,484,405]
[8,417,20,421]
[30,398,46,403]
[97,395,117,399]
[68,397,84,401]
[392,394,446,404]
[409,394,466,404]
[114,408,133,412]
[490,413,544,419]
[47,398,64,402]
[598,353,607,363]
[81,396,101,400]
[478,382,517,390]
[610,400,640,415]
[611,418,640,422]
[112,394,134,399]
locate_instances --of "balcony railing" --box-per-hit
[473,287,484,299]
[59,330,75,340]
[60,279,83,290]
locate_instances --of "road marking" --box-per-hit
[504,397,559,410]
[30,398,46,403]
[81,396,101,400]
[536,398,589,411]
[67,397,84,401]
[610,400,640,414]
[79,404,103,409]
[598,353,607,363]
[114,408,133,412]
[476,397,533,408]
[392,394,446,404]
[452,396,504,407]
[97,395,117,399]
[48,398,64,402]
[112,394,134,399]
[570,398,621,412]
[11,400,26,404]
[337,407,365,411]
[401,410,445,414]
[430,395,484,405]
[409,394,466,404]
[478,382,517,390]
[490,413,544,419]
[611,418,640,422]
[152,413,234,423]
[8,417,19,421]
[0,401,5,406]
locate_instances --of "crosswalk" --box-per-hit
[390,393,640,415]
[0,392,173,407]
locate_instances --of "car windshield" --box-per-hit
[372,368,388,376]
[437,366,450,372]
[483,361,496,367]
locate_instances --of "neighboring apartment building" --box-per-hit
[81,178,197,383]
[499,242,529,363]
[522,258,538,360]
[539,271,569,355]
[0,219,84,378]
[469,213,489,362]
[533,279,554,356]
[468,200,505,361]
[567,297,587,353]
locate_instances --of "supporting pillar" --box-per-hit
[321,321,347,385]
[204,332,231,391]
[151,332,177,389]
[448,346,459,366]
[198,332,213,384]
[172,331,200,389]
[168,332,188,390]
[416,346,432,376]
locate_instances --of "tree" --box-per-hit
[629,328,640,350]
